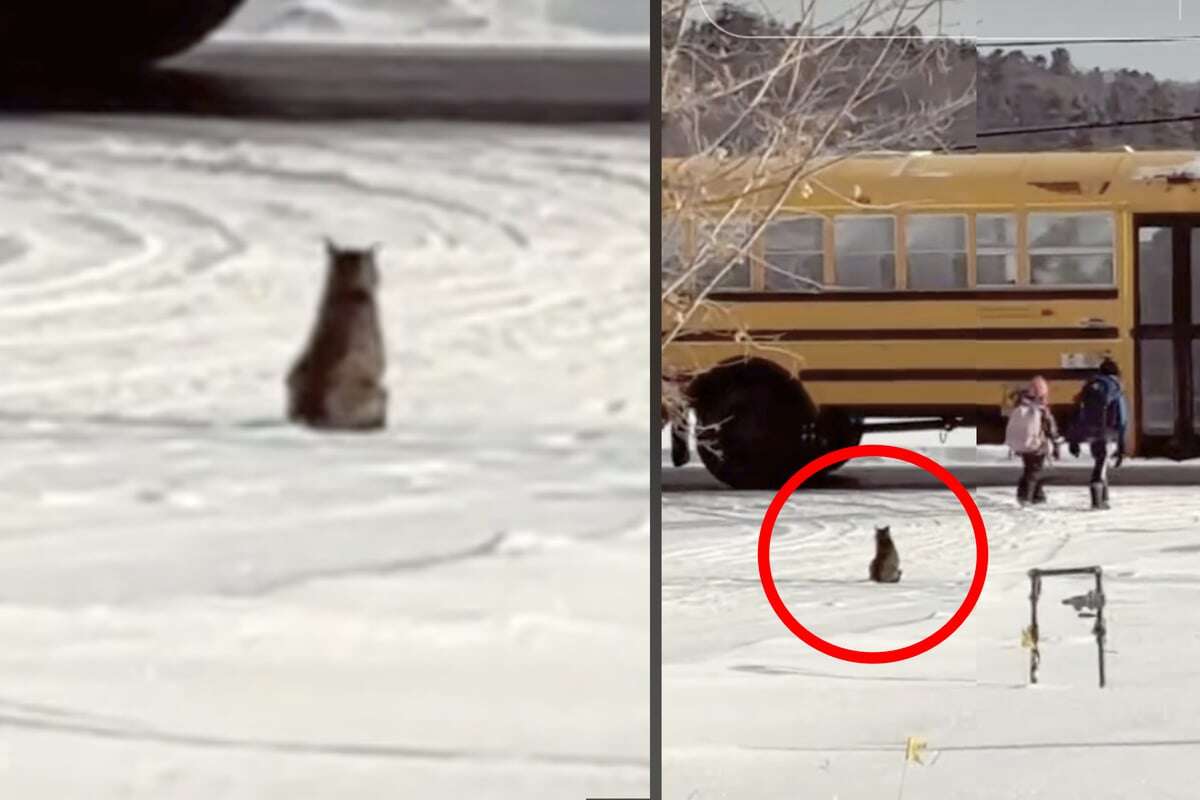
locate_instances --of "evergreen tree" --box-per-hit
[1050,47,1073,77]
[1067,95,1093,149]
[1146,83,1176,147]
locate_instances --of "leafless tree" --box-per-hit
[660,0,975,431]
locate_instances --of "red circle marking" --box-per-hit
[757,444,988,664]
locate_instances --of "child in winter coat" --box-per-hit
[1066,357,1129,510]
[1007,375,1061,506]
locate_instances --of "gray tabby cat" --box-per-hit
[286,238,387,431]
[869,525,901,583]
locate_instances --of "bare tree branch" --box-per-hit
[660,0,975,425]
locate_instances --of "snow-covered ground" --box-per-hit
[664,427,1200,799]
[218,0,649,46]
[0,117,649,797]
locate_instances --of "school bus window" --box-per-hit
[906,214,967,290]
[762,215,824,291]
[1190,230,1200,329]
[1138,226,1173,325]
[1192,340,1200,434]
[694,218,752,291]
[833,215,895,289]
[976,213,1018,286]
[1028,212,1114,286]
[1141,339,1177,434]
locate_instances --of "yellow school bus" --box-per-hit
[662,150,1200,489]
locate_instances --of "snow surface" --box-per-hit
[0,117,649,797]
[664,426,1200,799]
[218,0,649,46]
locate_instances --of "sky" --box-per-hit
[715,0,1200,80]
[979,0,1200,82]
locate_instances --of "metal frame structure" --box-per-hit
[1026,566,1107,688]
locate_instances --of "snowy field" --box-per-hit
[664,428,1200,799]
[0,117,649,797]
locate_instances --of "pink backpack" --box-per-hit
[1005,401,1045,454]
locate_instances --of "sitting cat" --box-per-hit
[869,525,901,583]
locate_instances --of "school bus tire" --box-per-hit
[689,359,821,490]
[814,408,863,468]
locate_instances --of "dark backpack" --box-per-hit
[1071,375,1121,440]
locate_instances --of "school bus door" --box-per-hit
[1133,214,1200,458]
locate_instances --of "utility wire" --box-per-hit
[979,36,1200,47]
[981,112,1200,138]
[945,111,1200,150]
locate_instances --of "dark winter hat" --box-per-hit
[1099,357,1120,376]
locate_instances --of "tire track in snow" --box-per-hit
[0,710,650,769]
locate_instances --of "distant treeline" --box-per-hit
[978,48,1200,150]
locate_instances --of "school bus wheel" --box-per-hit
[815,408,863,458]
[689,359,828,490]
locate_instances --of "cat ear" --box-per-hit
[368,242,383,255]
[323,236,338,256]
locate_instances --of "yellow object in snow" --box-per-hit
[905,736,928,765]
[1021,626,1038,649]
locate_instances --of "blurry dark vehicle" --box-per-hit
[0,0,246,71]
